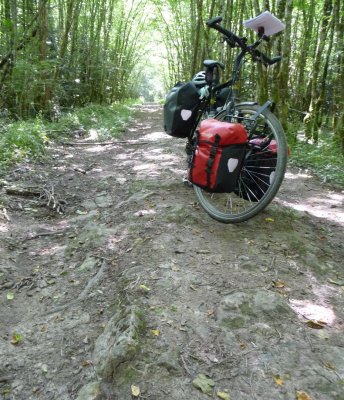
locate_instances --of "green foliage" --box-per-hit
[290,134,344,187]
[0,102,137,173]
[73,103,135,136]
[0,116,47,169]
[0,0,150,117]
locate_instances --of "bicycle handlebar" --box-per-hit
[206,16,282,66]
[207,16,244,48]
[253,50,282,65]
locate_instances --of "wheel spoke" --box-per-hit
[194,105,287,223]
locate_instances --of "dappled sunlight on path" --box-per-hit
[278,170,344,226]
[1,104,343,400]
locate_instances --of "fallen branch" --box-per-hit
[73,162,97,174]
[23,229,70,241]
[0,207,11,222]
[5,184,67,213]
[5,186,40,197]
[62,140,149,146]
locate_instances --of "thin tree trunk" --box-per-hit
[304,0,333,142]
[332,0,344,153]
[277,0,293,134]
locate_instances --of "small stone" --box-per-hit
[192,373,215,396]
[93,306,144,380]
[76,382,101,400]
[157,347,180,372]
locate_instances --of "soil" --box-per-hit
[0,104,343,400]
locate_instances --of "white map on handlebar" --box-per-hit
[244,11,285,37]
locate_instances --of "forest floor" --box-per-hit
[0,104,344,400]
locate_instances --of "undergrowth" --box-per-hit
[289,134,344,188]
[0,101,138,173]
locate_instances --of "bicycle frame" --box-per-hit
[186,15,288,223]
[189,37,277,142]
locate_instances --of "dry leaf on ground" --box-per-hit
[273,375,284,386]
[296,390,312,400]
[131,384,140,397]
[306,320,327,329]
[217,391,231,400]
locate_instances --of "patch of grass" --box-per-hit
[0,116,47,170]
[69,102,137,139]
[47,101,137,140]
[289,134,344,188]
[128,180,159,195]
[0,101,138,174]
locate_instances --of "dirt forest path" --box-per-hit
[0,104,344,400]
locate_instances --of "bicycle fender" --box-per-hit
[237,100,276,114]
[236,101,257,106]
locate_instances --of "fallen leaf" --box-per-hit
[24,207,38,212]
[306,320,327,329]
[217,391,230,400]
[296,390,312,400]
[272,280,285,288]
[192,373,215,396]
[273,375,284,386]
[6,292,14,300]
[139,284,150,292]
[328,278,344,286]
[323,361,336,370]
[131,384,140,397]
[151,329,160,336]
[265,217,275,222]
[76,210,88,215]
[10,332,23,345]
[41,364,48,373]
[81,360,93,367]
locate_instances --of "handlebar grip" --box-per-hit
[206,16,223,27]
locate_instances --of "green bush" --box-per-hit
[290,135,344,187]
[0,116,47,168]
[0,101,137,173]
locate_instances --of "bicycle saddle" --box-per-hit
[203,59,225,69]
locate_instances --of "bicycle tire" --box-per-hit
[194,104,288,223]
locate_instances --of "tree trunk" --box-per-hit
[276,0,293,134]
[332,0,344,153]
[304,0,333,142]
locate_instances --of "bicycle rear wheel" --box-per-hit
[194,104,288,223]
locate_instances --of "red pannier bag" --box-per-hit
[188,119,248,193]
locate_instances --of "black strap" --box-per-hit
[187,131,199,178]
[205,134,221,188]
